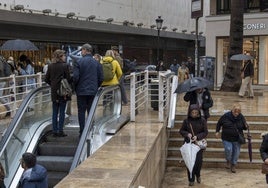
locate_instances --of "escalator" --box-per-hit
[0,85,129,188]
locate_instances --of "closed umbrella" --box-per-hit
[0,39,38,51]
[180,140,200,178]
[175,77,212,94]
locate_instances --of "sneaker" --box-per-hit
[58,132,67,137]
[196,176,201,183]
[189,182,194,186]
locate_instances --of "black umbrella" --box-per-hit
[0,39,38,51]
[247,126,252,162]
[230,54,254,61]
[175,77,212,94]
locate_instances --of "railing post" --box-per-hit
[158,72,164,122]
[145,70,149,110]
[130,72,136,121]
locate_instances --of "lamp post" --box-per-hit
[155,16,163,63]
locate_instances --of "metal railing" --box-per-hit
[128,70,176,123]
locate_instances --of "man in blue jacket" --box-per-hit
[73,43,104,137]
[18,152,48,188]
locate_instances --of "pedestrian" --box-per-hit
[45,49,71,137]
[260,132,268,184]
[156,60,167,71]
[111,46,128,105]
[18,152,48,188]
[93,53,102,63]
[179,104,208,186]
[183,87,213,121]
[186,57,195,78]
[73,43,103,137]
[101,49,122,87]
[215,103,249,173]
[42,59,51,75]
[0,162,5,188]
[169,59,179,75]
[178,62,189,83]
[238,53,254,98]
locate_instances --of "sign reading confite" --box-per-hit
[244,23,266,30]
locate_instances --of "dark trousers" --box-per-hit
[119,75,128,104]
[52,100,67,133]
[77,95,94,134]
[187,150,204,182]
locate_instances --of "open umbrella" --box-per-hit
[0,39,38,51]
[175,77,212,94]
[230,54,254,61]
[180,140,200,178]
[247,126,252,162]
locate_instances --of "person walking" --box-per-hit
[111,46,128,105]
[215,103,249,173]
[186,57,195,78]
[260,132,268,184]
[73,43,103,137]
[238,53,254,98]
[169,59,179,75]
[45,49,71,137]
[179,104,208,186]
[183,87,213,121]
[178,62,189,83]
[18,152,48,188]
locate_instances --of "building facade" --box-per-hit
[0,0,209,71]
[206,0,268,88]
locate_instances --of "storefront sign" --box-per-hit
[244,23,266,30]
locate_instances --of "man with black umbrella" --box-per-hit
[184,87,213,121]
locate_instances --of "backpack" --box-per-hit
[102,60,114,81]
[57,78,72,99]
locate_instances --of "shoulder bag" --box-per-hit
[235,125,246,145]
[189,123,207,150]
[241,62,249,79]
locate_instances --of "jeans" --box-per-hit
[222,140,241,165]
[52,100,67,133]
[77,95,95,134]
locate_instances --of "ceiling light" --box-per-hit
[42,9,52,15]
[137,22,143,27]
[87,15,96,21]
[106,18,113,23]
[172,28,178,32]
[14,4,24,11]
[66,12,75,19]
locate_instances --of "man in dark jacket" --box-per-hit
[184,87,213,120]
[18,152,48,188]
[73,43,103,136]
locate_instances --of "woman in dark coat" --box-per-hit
[179,104,208,186]
[260,132,268,184]
[216,103,248,173]
[45,49,72,137]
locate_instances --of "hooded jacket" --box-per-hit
[260,133,268,162]
[179,104,208,142]
[18,164,48,188]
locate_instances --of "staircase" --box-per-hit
[167,113,267,169]
[36,126,80,188]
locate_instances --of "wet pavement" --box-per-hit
[162,167,267,188]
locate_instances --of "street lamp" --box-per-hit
[155,16,163,63]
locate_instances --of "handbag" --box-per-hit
[235,125,246,145]
[189,123,207,150]
[238,133,246,145]
[262,163,268,174]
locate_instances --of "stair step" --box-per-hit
[37,156,73,172]
[38,142,77,156]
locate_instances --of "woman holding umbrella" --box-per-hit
[215,103,248,173]
[180,104,208,186]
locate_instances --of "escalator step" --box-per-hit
[37,156,73,171]
[38,142,77,156]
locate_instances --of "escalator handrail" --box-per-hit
[70,85,121,172]
[0,86,50,152]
